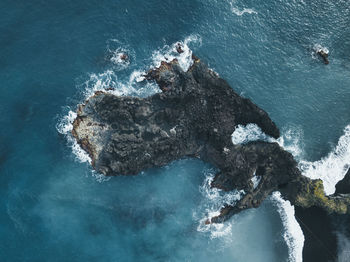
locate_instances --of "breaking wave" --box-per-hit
[57,36,201,179]
[299,125,350,195]
[231,124,304,261]
[271,192,304,262]
[195,169,244,239]
[56,110,92,164]
[232,123,350,195]
[312,43,329,60]
[231,122,350,260]
[151,34,202,72]
[106,39,135,71]
[231,123,304,159]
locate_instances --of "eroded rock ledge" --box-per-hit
[72,54,350,222]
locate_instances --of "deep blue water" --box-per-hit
[1,0,350,261]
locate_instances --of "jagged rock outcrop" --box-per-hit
[335,169,350,194]
[292,178,350,215]
[72,54,350,222]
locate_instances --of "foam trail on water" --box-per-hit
[195,169,244,239]
[231,7,257,16]
[299,125,350,195]
[230,1,257,16]
[271,192,304,262]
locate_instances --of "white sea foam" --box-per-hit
[231,7,257,16]
[312,44,329,60]
[230,1,257,16]
[232,123,350,195]
[231,123,304,260]
[56,67,158,165]
[129,70,145,83]
[106,39,135,71]
[231,123,271,144]
[58,36,201,179]
[299,125,350,195]
[195,170,244,239]
[231,123,350,259]
[231,123,304,159]
[313,44,329,54]
[81,69,159,99]
[271,192,304,262]
[110,50,130,69]
[251,173,261,189]
[151,35,202,72]
[57,110,110,182]
[56,109,92,164]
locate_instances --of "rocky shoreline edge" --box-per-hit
[71,53,350,226]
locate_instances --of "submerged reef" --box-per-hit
[72,54,350,222]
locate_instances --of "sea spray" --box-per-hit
[105,39,135,71]
[230,123,350,259]
[312,44,329,60]
[231,123,304,261]
[232,123,350,195]
[299,125,350,195]
[80,69,159,99]
[231,123,304,159]
[56,110,92,164]
[151,35,202,72]
[251,173,261,190]
[271,192,304,262]
[195,169,244,239]
[57,36,201,177]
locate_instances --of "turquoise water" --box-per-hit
[1,0,350,261]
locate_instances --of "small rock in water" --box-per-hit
[176,43,184,54]
[120,53,128,61]
[317,50,329,64]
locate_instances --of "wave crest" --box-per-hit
[299,125,350,195]
[271,192,304,262]
[231,123,304,158]
[195,169,244,239]
[57,36,201,180]
[151,35,202,72]
[56,109,92,164]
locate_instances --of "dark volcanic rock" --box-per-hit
[295,206,338,262]
[317,50,329,65]
[336,169,350,194]
[72,55,350,223]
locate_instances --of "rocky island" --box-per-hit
[72,53,350,223]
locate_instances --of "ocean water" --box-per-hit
[1,0,350,261]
